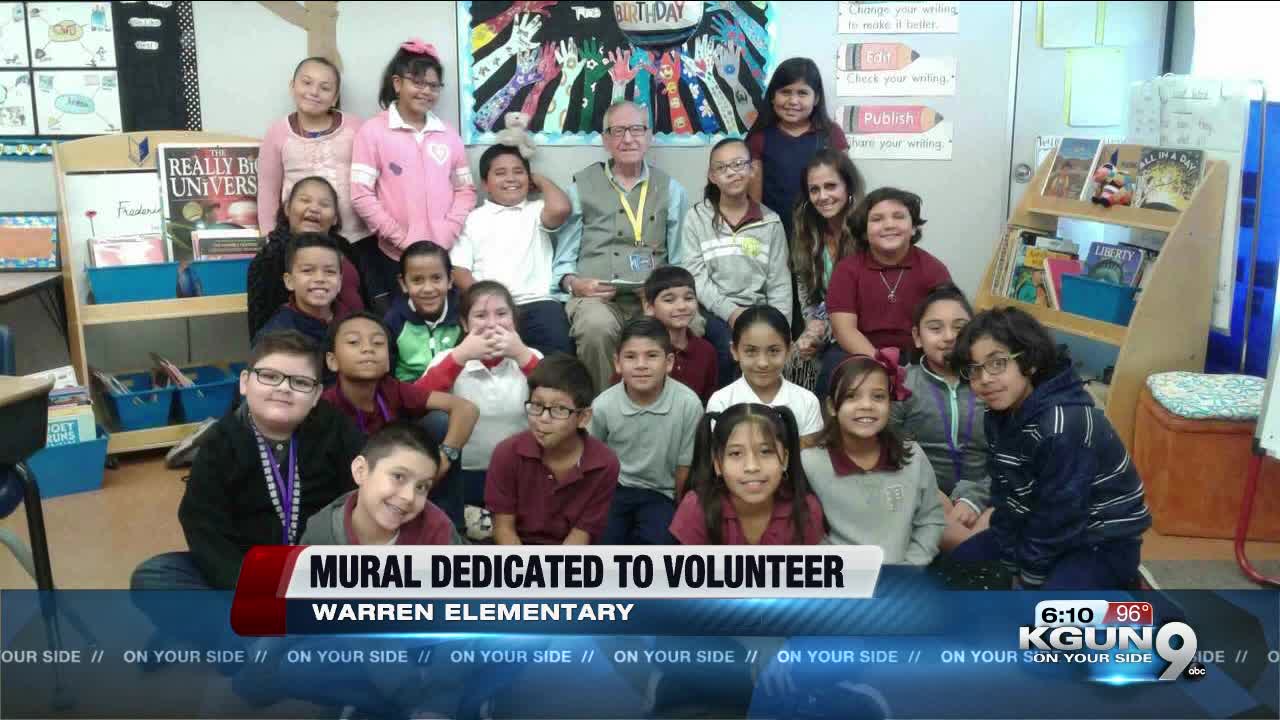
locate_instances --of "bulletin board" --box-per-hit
[0,1,202,157]
[457,1,776,145]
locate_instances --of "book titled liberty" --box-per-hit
[1135,147,1205,212]
[1084,243,1145,286]
[1042,138,1102,200]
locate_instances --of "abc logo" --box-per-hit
[1183,662,1207,681]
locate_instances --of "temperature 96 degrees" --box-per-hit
[1104,601,1154,625]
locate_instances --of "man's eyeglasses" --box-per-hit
[711,158,752,176]
[961,353,1023,381]
[525,401,579,420]
[397,75,444,92]
[604,124,648,139]
[250,367,320,393]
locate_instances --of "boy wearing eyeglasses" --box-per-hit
[589,318,701,545]
[131,330,365,591]
[551,100,690,396]
[948,307,1151,590]
[485,353,619,545]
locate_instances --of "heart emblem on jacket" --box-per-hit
[427,143,449,166]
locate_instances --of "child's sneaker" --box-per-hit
[464,505,493,542]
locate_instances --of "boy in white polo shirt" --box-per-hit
[452,143,573,358]
[590,317,703,544]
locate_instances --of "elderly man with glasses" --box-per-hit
[550,100,690,395]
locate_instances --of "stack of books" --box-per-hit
[990,227,1080,309]
[27,365,96,447]
[1043,139,1205,213]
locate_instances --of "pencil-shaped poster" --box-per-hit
[837,1,960,34]
[842,105,953,160]
[835,43,957,97]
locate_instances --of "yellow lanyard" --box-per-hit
[617,181,649,248]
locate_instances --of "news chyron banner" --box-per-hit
[1,546,1277,719]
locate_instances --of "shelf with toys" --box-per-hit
[976,145,1228,450]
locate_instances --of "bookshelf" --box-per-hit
[976,148,1228,450]
[53,131,257,456]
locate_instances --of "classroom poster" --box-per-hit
[842,104,952,160]
[26,2,116,67]
[836,1,959,34]
[834,42,956,97]
[32,69,120,135]
[0,69,33,134]
[458,1,776,145]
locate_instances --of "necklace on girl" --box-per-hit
[880,269,906,303]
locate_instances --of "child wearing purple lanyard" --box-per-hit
[890,284,992,552]
[321,312,479,532]
[130,330,368,591]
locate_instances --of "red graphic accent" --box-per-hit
[1104,601,1153,626]
[230,545,304,636]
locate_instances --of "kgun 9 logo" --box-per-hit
[1019,621,1203,681]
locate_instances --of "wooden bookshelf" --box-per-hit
[977,148,1228,450]
[54,131,258,455]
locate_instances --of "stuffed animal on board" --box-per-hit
[1090,163,1133,208]
[494,112,536,160]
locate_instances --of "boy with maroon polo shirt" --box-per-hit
[642,266,719,405]
[321,311,479,528]
[820,187,951,399]
[486,354,620,545]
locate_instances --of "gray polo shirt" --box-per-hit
[589,378,703,498]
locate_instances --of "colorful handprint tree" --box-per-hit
[459,1,774,145]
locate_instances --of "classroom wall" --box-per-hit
[0,1,1161,376]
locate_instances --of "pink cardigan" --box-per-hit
[350,108,476,260]
[256,112,369,242]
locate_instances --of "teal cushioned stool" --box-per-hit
[1145,371,1264,421]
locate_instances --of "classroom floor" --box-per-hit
[2,452,1280,589]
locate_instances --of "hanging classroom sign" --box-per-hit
[834,43,956,97]
[457,1,776,146]
[842,104,953,160]
[836,1,959,34]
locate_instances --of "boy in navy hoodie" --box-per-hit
[949,307,1151,590]
[255,232,345,355]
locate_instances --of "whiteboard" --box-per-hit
[1128,76,1258,333]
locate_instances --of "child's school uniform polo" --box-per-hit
[707,376,824,436]
[484,430,619,544]
[421,349,541,471]
[590,379,702,498]
[321,375,435,436]
[824,247,952,356]
[672,335,719,406]
[452,198,556,305]
[669,492,826,545]
[801,441,944,566]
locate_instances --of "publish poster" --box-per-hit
[842,104,953,160]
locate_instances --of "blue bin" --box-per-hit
[190,258,251,296]
[175,365,238,422]
[105,372,176,430]
[1061,274,1138,325]
[87,263,179,303]
[27,427,110,499]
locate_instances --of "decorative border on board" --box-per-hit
[177,0,203,130]
[0,138,53,157]
[0,211,59,270]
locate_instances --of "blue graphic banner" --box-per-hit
[3,573,1277,718]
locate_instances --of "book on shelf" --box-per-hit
[46,404,96,447]
[158,142,261,263]
[90,368,131,396]
[1043,257,1083,311]
[1084,243,1145,286]
[151,352,194,388]
[992,228,1079,299]
[89,233,169,267]
[1084,143,1143,199]
[1007,244,1079,307]
[193,228,265,260]
[1042,138,1102,201]
[1135,147,1205,212]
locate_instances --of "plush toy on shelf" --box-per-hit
[1090,163,1133,208]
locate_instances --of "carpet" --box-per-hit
[1142,559,1280,590]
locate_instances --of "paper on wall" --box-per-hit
[836,1,959,34]
[834,46,957,97]
[1038,0,1099,48]
[1065,49,1124,127]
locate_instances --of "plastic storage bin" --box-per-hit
[175,365,238,422]
[104,372,176,430]
[26,427,110,499]
[1060,274,1138,325]
[87,263,179,304]
[190,258,251,296]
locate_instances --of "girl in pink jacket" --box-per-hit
[351,39,477,311]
